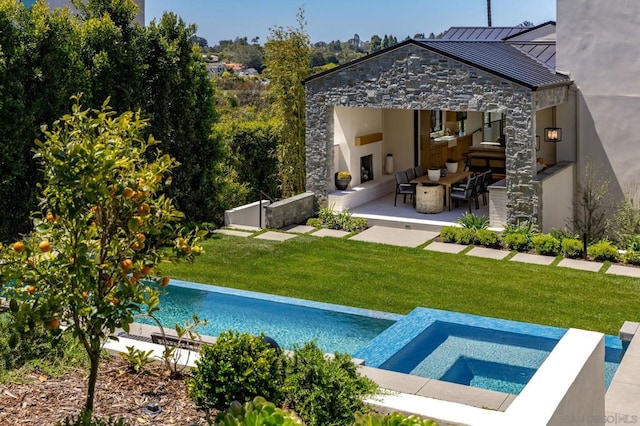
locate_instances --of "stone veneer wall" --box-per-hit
[306,42,568,226]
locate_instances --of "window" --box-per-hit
[430,110,443,132]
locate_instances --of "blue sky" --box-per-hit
[145,0,557,46]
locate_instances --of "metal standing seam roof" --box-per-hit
[415,40,568,90]
[440,26,529,41]
[509,42,557,70]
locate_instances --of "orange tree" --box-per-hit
[0,96,204,413]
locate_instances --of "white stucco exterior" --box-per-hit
[557,0,640,199]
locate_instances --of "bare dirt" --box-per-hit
[0,356,208,425]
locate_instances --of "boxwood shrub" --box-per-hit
[587,240,619,262]
[561,238,584,258]
[531,234,561,256]
[440,226,460,243]
[476,229,501,248]
[455,228,478,245]
[503,233,530,252]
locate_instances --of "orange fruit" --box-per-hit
[12,241,25,253]
[122,187,135,198]
[132,241,144,251]
[121,259,133,271]
[38,240,51,252]
[82,291,88,301]
[160,276,170,287]
[132,272,142,282]
[46,212,55,222]
[48,319,60,330]
[133,216,144,226]
[138,203,151,215]
[136,233,146,243]
[26,285,36,295]
[141,265,153,275]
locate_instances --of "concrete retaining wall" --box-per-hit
[265,192,315,229]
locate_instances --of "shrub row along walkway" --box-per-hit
[214,225,640,278]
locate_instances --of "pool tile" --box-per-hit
[424,242,467,254]
[510,252,555,265]
[466,247,510,260]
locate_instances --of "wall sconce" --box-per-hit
[544,127,562,142]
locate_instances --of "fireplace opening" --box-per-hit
[360,155,373,184]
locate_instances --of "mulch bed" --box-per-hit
[0,356,208,425]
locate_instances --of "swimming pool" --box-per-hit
[137,280,400,355]
[353,308,623,394]
[141,280,622,395]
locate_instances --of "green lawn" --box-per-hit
[160,234,640,336]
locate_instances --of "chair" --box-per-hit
[406,167,416,182]
[414,165,425,178]
[394,171,416,206]
[450,175,478,212]
[474,170,492,205]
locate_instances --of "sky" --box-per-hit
[145,0,557,46]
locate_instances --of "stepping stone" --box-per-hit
[311,228,350,238]
[224,224,261,232]
[283,225,316,234]
[466,246,510,260]
[213,229,254,237]
[349,226,438,248]
[557,258,603,272]
[424,242,467,254]
[606,264,640,278]
[510,252,555,266]
[253,231,298,242]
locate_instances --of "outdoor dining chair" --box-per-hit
[450,174,478,212]
[394,171,416,206]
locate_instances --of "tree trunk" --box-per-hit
[85,353,101,412]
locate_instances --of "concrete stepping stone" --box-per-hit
[253,231,298,242]
[557,258,603,272]
[510,252,555,266]
[466,246,510,260]
[310,228,350,238]
[349,226,438,248]
[424,242,467,254]
[606,264,640,278]
[282,224,316,234]
[213,229,254,237]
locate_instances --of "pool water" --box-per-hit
[137,280,398,355]
[354,308,623,395]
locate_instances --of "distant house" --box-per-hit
[238,68,259,77]
[206,62,226,77]
[225,63,245,73]
[304,0,639,232]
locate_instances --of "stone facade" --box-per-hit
[306,42,568,226]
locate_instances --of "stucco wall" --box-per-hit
[539,162,574,233]
[306,43,541,225]
[383,109,414,172]
[556,0,639,200]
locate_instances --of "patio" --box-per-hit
[345,189,490,232]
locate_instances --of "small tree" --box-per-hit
[570,162,609,244]
[0,96,204,413]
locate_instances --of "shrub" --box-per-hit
[353,411,438,426]
[455,228,478,245]
[531,234,561,256]
[476,229,501,248]
[215,397,303,425]
[561,238,585,258]
[456,212,489,231]
[344,217,368,233]
[623,249,640,266]
[588,240,619,262]
[549,228,578,242]
[282,342,378,426]
[503,233,530,252]
[440,226,460,243]
[306,218,323,228]
[315,205,367,232]
[188,331,285,415]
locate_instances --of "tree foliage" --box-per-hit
[0,97,204,413]
[263,9,311,198]
[0,0,220,241]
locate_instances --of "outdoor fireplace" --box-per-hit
[360,154,373,183]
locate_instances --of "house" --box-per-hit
[304,0,638,233]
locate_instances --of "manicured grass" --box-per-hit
[160,234,640,336]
